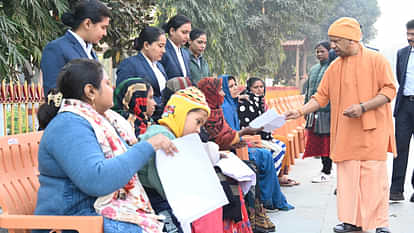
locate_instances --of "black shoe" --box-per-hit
[333,223,362,233]
[410,193,414,202]
[389,192,404,201]
[376,227,391,233]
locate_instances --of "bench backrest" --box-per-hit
[0,131,43,215]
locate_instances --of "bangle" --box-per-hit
[360,103,366,113]
[297,108,304,116]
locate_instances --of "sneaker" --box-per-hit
[389,192,404,201]
[312,172,330,183]
[376,227,391,233]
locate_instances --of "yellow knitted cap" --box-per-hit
[328,17,362,41]
[159,87,210,137]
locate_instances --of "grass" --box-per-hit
[2,103,37,135]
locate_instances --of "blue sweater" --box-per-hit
[34,112,155,216]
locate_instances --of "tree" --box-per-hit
[156,0,254,75]
[100,0,157,67]
[278,0,381,84]
[156,0,337,81]
[243,0,333,78]
[0,0,68,82]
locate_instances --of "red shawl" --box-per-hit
[198,77,239,150]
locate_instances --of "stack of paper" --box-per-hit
[215,152,256,194]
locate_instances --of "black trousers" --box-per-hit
[321,156,332,175]
[391,96,414,193]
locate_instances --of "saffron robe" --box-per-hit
[336,160,389,230]
[313,45,397,162]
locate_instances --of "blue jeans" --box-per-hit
[248,147,294,210]
[32,216,143,233]
[103,217,143,233]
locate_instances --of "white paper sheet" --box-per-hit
[249,108,286,132]
[215,152,256,194]
[156,133,229,232]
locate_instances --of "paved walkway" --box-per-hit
[1,142,412,233]
[268,139,414,233]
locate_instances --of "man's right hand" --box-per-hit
[284,110,301,120]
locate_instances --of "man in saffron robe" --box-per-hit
[285,17,396,233]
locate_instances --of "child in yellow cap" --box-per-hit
[138,86,211,232]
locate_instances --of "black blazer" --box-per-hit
[394,46,412,116]
[116,52,167,104]
[41,31,98,94]
[159,40,191,80]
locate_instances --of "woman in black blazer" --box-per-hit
[160,15,192,80]
[116,27,168,105]
[41,0,110,95]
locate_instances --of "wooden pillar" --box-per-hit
[302,46,308,78]
[295,45,300,88]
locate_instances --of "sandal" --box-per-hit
[279,178,300,187]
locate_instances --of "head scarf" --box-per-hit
[198,77,239,150]
[113,77,151,136]
[159,87,210,137]
[328,17,362,42]
[160,77,193,109]
[219,74,240,131]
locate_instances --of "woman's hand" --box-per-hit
[146,134,178,156]
[238,94,249,102]
[231,140,248,149]
[239,126,263,136]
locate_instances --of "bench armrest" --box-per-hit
[0,214,103,233]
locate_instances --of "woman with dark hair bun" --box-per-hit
[116,26,167,120]
[160,14,192,80]
[186,28,210,84]
[41,0,111,95]
[35,58,177,233]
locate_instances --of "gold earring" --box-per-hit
[90,97,95,107]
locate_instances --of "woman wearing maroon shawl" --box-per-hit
[198,77,288,233]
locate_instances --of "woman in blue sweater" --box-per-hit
[34,59,177,233]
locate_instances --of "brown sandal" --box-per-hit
[279,178,300,187]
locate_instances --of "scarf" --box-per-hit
[219,75,240,130]
[198,77,239,150]
[160,76,193,112]
[113,77,151,136]
[159,86,210,137]
[238,90,265,128]
[59,99,163,233]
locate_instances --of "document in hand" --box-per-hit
[156,133,229,230]
[249,108,286,132]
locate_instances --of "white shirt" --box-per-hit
[142,53,166,91]
[403,47,414,96]
[169,39,187,77]
[68,30,94,59]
